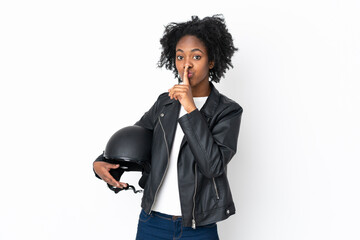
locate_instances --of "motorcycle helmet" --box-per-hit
[103,125,152,194]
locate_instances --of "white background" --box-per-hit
[1,0,359,239]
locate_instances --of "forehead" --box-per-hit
[176,35,207,52]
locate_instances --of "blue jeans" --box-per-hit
[136,209,219,240]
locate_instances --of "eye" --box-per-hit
[177,55,184,60]
[193,55,201,60]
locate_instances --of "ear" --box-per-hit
[209,61,215,69]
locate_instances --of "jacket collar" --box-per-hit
[163,81,220,118]
[200,82,219,118]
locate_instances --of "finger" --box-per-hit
[168,85,180,100]
[94,164,120,187]
[182,65,190,85]
[169,84,190,100]
[102,173,121,188]
[172,92,187,101]
[172,85,190,91]
[168,87,174,99]
[171,87,189,96]
[104,173,127,189]
[172,89,188,96]
[117,182,128,188]
[103,177,127,189]
[170,89,186,100]
[108,163,120,169]
[168,90,174,100]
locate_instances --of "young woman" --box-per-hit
[93,15,243,240]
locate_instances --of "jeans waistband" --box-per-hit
[151,211,182,221]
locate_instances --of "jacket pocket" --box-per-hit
[139,209,152,223]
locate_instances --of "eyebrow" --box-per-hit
[176,48,204,54]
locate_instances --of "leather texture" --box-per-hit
[134,82,243,227]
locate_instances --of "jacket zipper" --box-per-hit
[213,178,220,200]
[192,163,198,229]
[149,116,170,213]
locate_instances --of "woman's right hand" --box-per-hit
[93,161,128,188]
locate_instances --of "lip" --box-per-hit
[187,72,194,78]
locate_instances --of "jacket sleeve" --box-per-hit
[178,103,243,178]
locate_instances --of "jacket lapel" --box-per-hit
[200,82,220,118]
[159,99,181,153]
[179,82,221,150]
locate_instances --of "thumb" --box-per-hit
[109,164,120,169]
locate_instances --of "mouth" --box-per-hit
[187,72,194,78]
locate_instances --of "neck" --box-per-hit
[192,81,211,97]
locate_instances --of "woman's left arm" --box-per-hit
[178,104,243,178]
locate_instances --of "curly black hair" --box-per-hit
[158,14,237,83]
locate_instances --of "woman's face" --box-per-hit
[175,35,214,92]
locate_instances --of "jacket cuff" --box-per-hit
[178,108,202,125]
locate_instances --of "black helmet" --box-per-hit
[103,125,152,194]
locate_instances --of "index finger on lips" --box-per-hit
[182,65,190,85]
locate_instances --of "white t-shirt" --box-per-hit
[151,97,208,216]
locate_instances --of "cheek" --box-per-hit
[175,62,183,74]
[199,63,210,75]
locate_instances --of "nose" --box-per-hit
[184,58,193,69]
[184,63,192,70]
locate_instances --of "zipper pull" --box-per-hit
[192,219,196,229]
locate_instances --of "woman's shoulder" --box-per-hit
[154,92,174,105]
[209,83,242,114]
[217,92,243,114]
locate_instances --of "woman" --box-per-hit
[94,15,243,240]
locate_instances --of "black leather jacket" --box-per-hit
[95,83,242,228]
[136,84,243,227]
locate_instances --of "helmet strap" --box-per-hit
[107,183,143,194]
